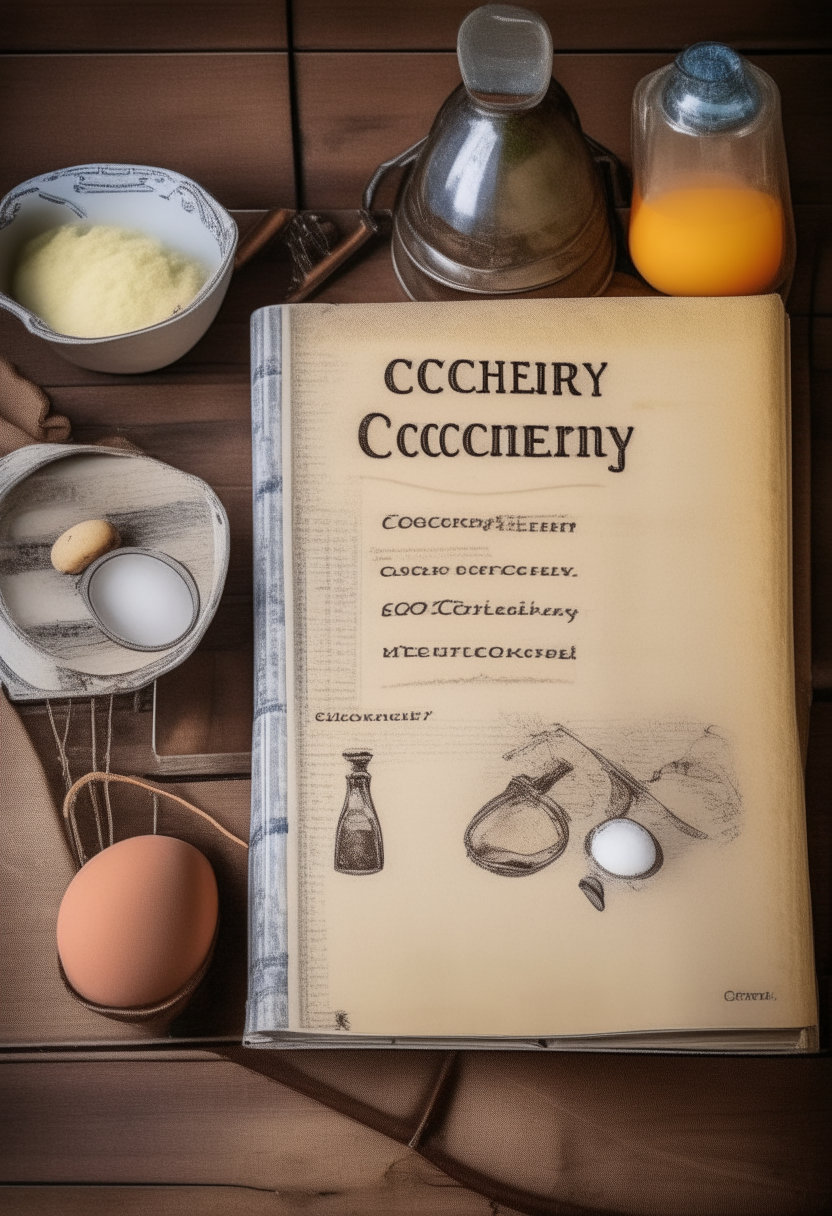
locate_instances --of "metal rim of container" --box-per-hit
[79,546,200,653]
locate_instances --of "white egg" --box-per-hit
[589,819,658,878]
[87,551,196,648]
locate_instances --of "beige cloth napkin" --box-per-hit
[0,356,143,458]
[0,356,71,456]
[0,362,152,1044]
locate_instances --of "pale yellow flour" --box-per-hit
[12,224,209,338]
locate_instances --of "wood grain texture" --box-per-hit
[0,1058,451,1189]
[295,52,832,208]
[0,2,286,52]
[0,1048,828,1211]
[222,1047,454,1134]
[0,1182,517,1215]
[791,319,813,753]
[293,0,832,51]
[0,54,295,210]
[295,52,458,207]
[422,1051,832,1216]
[806,706,832,993]
[155,645,254,758]
[811,369,832,690]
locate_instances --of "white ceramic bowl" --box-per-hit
[0,443,230,701]
[0,164,237,373]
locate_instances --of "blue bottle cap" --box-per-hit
[662,42,760,133]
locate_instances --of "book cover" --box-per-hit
[246,295,817,1052]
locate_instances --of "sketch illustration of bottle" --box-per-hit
[334,750,384,874]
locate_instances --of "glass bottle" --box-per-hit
[629,42,795,297]
[392,4,614,299]
[334,751,384,875]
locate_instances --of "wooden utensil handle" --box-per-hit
[285,211,378,304]
[234,207,295,271]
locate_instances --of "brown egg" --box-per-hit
[57,835,218,1009]
[51,518,121,574]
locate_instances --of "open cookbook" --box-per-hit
[244,295,817,1052]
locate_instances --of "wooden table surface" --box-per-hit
[1,3,831,1213]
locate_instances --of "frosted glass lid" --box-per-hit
[457,4,553,110]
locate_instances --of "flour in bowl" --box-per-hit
[12,224,209,337]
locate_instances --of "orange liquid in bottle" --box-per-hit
[629,185,784,295]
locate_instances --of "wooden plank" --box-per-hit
[0,1052,521,1216]
[295,52,832,208]
[295,52,459,207]
[0,2,286,51]
[0,54,295,209]
[812,370,832,691]
[771,55,832,205]
[293,0,831,51]
[422,1051,832,1215]
[216,1046,454,1139]
[67,413,253,492]
[816,318,832,370]
[806,705,832,990]
[44,381,250,426]
[155,646,254,758]
[2,1049,827,1211]
[0,1182,514,1215]
[0,1058,421,1187]
[788,206,832,318]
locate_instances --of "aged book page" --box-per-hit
[280,295,815,1040]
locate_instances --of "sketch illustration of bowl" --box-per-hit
[0,444,229,700]
[464,762,572,876]
[0,164,237,373]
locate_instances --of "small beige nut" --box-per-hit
[51,519,121,574]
